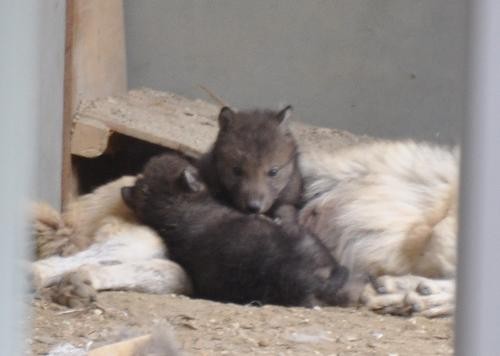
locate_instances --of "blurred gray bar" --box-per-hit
[455,0,500,354]
[37,0,66,209]
[0,2,41,355]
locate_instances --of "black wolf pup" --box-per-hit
[122,153,348,307]
[198,106,303,215]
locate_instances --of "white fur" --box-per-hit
[360,275,455,317]
[298,140,459,317]
[32,177,192,307]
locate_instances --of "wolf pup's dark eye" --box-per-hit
[268,167,279,177]
[233,167,243,176]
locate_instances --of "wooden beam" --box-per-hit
[61,0,75,208]
[62,0,127,207]
[88,335,152,356]
[71,118,111,158]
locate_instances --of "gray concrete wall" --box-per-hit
[36,0,66,208]
[124,0,467,144]
[0,2,47,353]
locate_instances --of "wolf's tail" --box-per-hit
[401,188,456,265]
[31,202,78,259]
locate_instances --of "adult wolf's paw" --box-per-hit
[50,270,97,308]
[360,275,454,318]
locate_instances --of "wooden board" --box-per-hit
[62,0,127,207]
[75,88,364,159]
[88,334,151,356]
[66,0,127,111]
[70,118,112,158]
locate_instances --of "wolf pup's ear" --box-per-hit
[121,186,135,209]
[182,167,205,192]
[276,105,293,126]
[218,106,235,131]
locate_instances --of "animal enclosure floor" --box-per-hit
[29,292,453,355]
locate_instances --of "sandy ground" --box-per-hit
[29,292,453,356]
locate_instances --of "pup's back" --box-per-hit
[199,106,303,215]
[124,153,347,307]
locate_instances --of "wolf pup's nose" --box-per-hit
[247,200,263,213]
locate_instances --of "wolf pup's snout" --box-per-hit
[246,199,263,213]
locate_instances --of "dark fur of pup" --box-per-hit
[198,106,303,215]
[122,153,348,307]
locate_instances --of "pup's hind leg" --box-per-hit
[51,259,192,308]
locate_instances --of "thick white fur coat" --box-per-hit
[298,140,459,316]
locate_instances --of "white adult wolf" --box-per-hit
[298,140,458,317]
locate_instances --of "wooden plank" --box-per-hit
[71,118,111,157]
[62,0,127,207]
[76,89,219,158]
[75,88,363,159]
[69,0,127,107]
[61,0,76,208]
[88,334,151,356]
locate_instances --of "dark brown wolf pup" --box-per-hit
[122,153,348,307]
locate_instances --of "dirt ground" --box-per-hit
[29,292,453,356]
